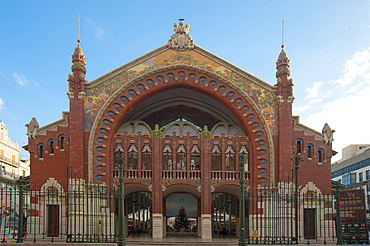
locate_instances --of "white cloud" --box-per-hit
[299,48,370,162]
[302,87,370,161]
[309,98,323,105]
[293,104,311,114]
[0,98,4,110]
[334,48,370,88]
[95,28,104,38]
[86,17,104,39]
[13,72,28,86]
[305,81,324,99]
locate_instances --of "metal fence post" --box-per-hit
[17,176,24,243]
[292,152,302,245]
[118,152,126,246]
[238,154,246,246]
[332,182,343,245]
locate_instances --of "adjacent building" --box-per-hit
[0,120,30,187]
[331,144,370,211]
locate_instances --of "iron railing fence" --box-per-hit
[1,172,364,244]
[211,182,337,244]
[0,179,121,243]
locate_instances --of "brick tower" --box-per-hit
[67,40,86,175]
[276,45,294,180]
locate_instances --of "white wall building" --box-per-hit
[331,144,370,211]
[0,120,30,187]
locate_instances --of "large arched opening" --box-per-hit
[89,66,274,238]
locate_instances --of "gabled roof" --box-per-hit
[293,116,324,141]
[85,44,276,93]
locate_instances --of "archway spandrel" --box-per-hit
[89,67,275,187]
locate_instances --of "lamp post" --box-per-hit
[118,152,126,246]
[239,154,246,246]
[332,181,343,245]
[292,151,303,245]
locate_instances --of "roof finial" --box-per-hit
[281,19,284,49]
[77,14,81,45]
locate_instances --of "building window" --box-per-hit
[211,144,221,171]
[225,143,235,171]
[239,143,249,172]
[22,170,26,177]
[59,135,66,150]
[0,149,4,157]
[190,143,201,170]
[342,173,356,186]
[11,155,15,164]
[38,144,45,159]
[317,149,324,163]
[127,143,138,170]
[366,170,370,180]
[296,139,303,154]
[162,143,172,170]
[141,143,152,170]
[48,139,55,154]
[359,172,363,182]
[306,144,313,159]
[176,143,186,171]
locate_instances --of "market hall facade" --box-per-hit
[25,21,334,240]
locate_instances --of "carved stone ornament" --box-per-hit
[322,123,335,145]
[78,92,86,100]
[287,96,295,103]
[67,91,74,99]
[168,20,194,51]
[277,95,284,103]
[25,117,39,139]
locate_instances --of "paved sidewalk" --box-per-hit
[3,234,339,245]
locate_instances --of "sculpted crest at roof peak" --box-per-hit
[168,19,194,51]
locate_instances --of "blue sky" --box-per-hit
[1,1,370,161]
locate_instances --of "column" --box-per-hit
[201,126,212,239]
[151,132,163,238]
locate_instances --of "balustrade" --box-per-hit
[162,170,173,179]
[141,170,152,179]
[211,171,223,180]
[114,168,247,182]
[189,170,201,179]
[127,169,138,179]
[224,171,237,180]
[175,171,187,179]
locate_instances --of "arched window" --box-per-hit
[48,139,55,154]
[38,144,45,159]
[306,144,313,159]
[176,143,186,171]
[141,143,152,170]
[225,143,235,171]
[211,144,221,171]
[190,143,201,170]
[162,143,172,170]
[128,143,138,170]
[296,139,303,154]
[239,143,249,172]
[58,135,66,150]
[317,149,324,163]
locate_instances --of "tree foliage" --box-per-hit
[173,206,190,231]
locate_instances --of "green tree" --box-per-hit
[173,206,190,231]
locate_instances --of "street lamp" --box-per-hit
[291,151,303,245]
[239,154,246,246]
[117,151,126,246]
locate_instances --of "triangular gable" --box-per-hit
[83,26,279,135]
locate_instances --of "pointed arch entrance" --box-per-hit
[88,65,275,238]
